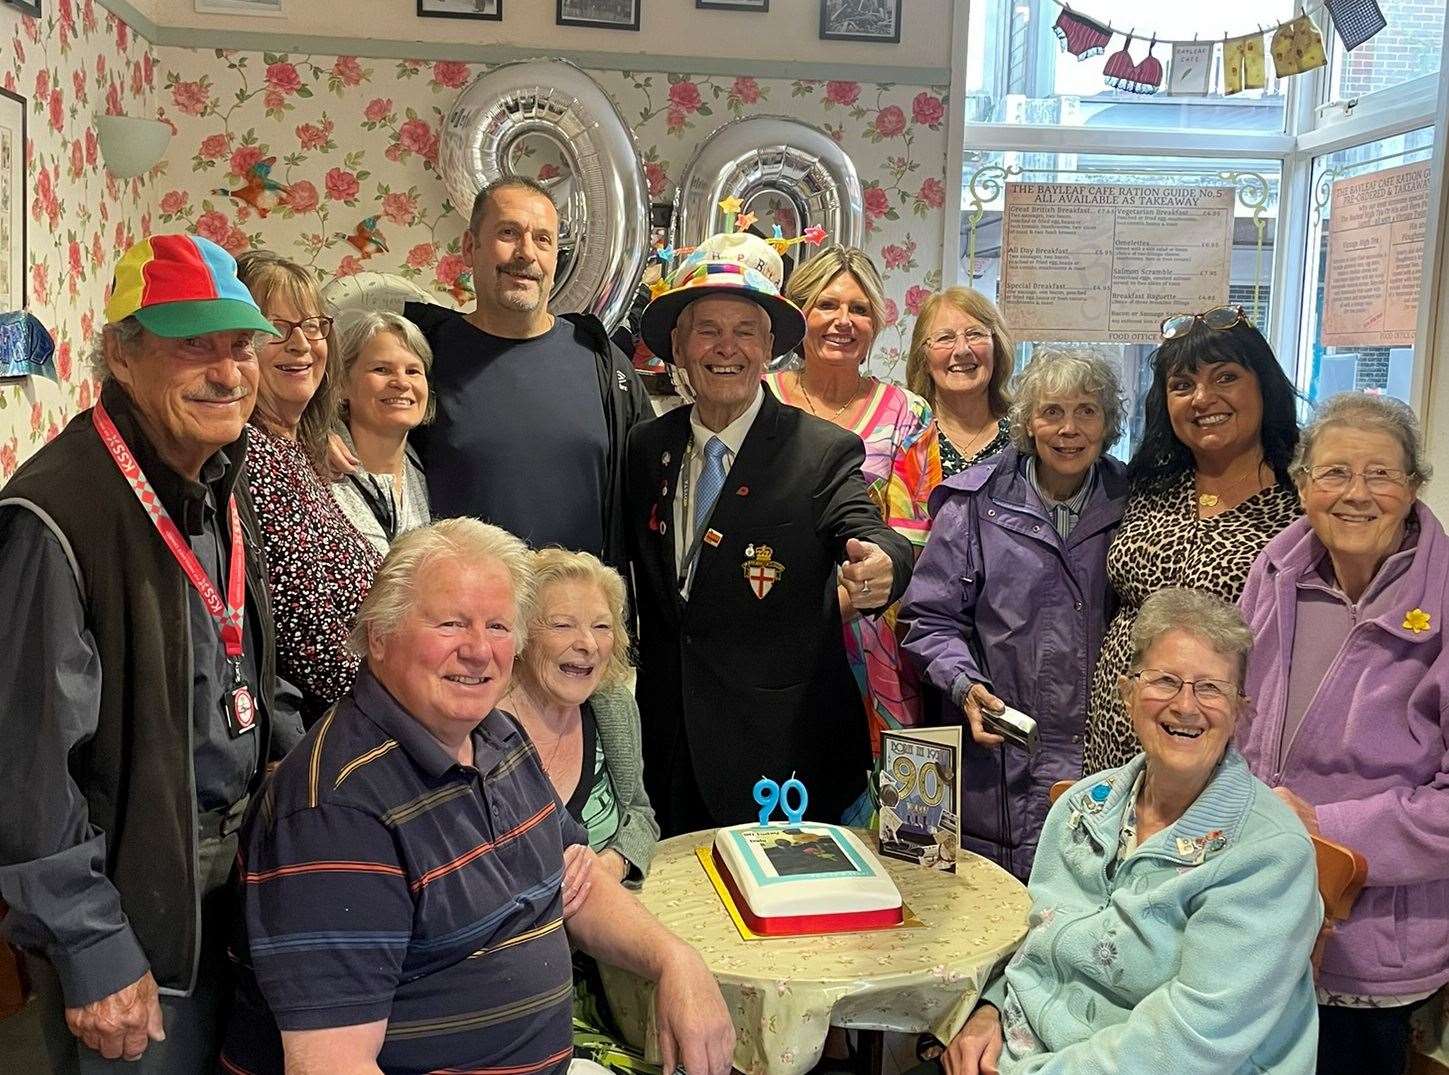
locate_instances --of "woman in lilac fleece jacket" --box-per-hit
[1238,393,1449,1075]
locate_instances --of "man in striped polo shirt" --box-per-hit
[221,519,732,1075]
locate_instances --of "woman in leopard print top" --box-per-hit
[1084,315,1301,772]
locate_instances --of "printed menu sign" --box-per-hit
[1322,161,1430,349]
[1000,182,1236,344]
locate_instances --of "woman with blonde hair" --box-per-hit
[905,287,1014,476]
[764,245,940,785]
[236,250,381,724]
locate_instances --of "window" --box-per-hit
[965,0,1287,132]
[958,150,1282,458]
[1300,127,1434,404]
[1328,0,1446,104]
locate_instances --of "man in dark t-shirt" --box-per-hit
[402,176,649,570]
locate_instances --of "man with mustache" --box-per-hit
[393,176,649,578]
[0,235,295,1071]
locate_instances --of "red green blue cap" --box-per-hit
[104,234,280,339]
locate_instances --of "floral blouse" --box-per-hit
[245,424,382,722]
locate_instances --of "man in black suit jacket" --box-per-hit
[627,232,913,836]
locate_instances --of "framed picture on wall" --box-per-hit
[0,87,26,310]
[1,0,42,16]
[556,0,639,31]
[697,0,767,10]
[419,0,501,19]
[819,0,901,43]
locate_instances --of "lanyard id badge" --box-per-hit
[93,400,256,737]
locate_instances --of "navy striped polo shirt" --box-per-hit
[220,666,587,1075]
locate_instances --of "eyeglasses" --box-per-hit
[1303,464,1412,494]
[1159,306,1249,341]
[925,328,993,351]
[267,315,334,342]
[1128,669,1239,710]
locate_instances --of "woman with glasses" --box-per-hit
[901,349,1128,880]
[1236,393,1449,1075]
[765,246,940,774]
[331,312,434,555]
[1084,308,1300,773]
[941,587,1320,1075]
[904,287,1014,477]
[236,251,382,725]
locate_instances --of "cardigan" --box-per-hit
[983,749,1321,1074]
[585,681,660,883]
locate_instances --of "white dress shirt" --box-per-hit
[673,386,765,597]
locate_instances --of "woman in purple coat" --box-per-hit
[901,349,1127,879]
[1237,393,1449,1075]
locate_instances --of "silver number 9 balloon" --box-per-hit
[439,59,650,332]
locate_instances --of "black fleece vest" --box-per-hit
[0,383,275,994]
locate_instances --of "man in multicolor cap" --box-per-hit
[625,231,915,835]
[0,234,296,1071]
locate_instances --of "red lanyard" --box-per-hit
[92,400,246,660]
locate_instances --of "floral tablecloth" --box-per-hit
[597,830,1031,1075]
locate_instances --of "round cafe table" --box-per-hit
[597,829,1031,1075]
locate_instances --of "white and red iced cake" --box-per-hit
[711,822,903,936]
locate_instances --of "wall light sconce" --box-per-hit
[95,115,173,179]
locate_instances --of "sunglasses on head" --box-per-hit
[1159,305,1249,341]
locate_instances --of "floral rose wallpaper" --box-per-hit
[152,54,951,380]
[1,4,949,476]
[1,1,157,474]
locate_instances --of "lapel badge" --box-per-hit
[704,528,723,547]
[742,543,785,600]
[736,484,750,496]
[648,503,661,533]
[1404,608,1431,633]
[662,450,671,467]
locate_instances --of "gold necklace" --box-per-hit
[943,415,998,461]
[797,371,867,425]
[1197,458,1265,509]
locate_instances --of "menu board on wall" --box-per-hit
[1321,161,1431,349]
[999,182,1236,344]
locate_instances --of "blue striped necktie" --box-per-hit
[693,436,729,534]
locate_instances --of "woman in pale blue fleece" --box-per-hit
[943,587,1321,1074]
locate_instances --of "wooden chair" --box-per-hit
[1046,779,1368,972]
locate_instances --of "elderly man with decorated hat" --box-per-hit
[0,234,297,1071]
[626,227,914,836]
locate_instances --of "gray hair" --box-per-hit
[348,519,537,657]
[1292,392,1431,486]
[1129,587,1253,686]
[673,293,771,342]
[1008,348,1126,454]
[88,317,146,381]
[336,310,437,425]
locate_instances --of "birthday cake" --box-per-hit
[711,823,903,936]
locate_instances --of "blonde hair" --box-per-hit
[1008,348,1126,455]
[336,310,437,426]
[785,245,888,339]
[522,548,634,689]
[235,250,341,464]
[906,287,1014,416]
[348,519,537,657]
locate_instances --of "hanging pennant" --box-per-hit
[1324,0,1386,50]
[1054,8,1113,58]
[1169,41,1214,95]
[1272,14,1328,77]
[1104,37,1164,95]
[1223,32,1267,96]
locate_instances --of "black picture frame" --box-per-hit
[697,0,767,10]
[0,86,26,310]
[819,0,901,44]
[556,0,639,31]
[418,0,502,19]
[2,0,42,16]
